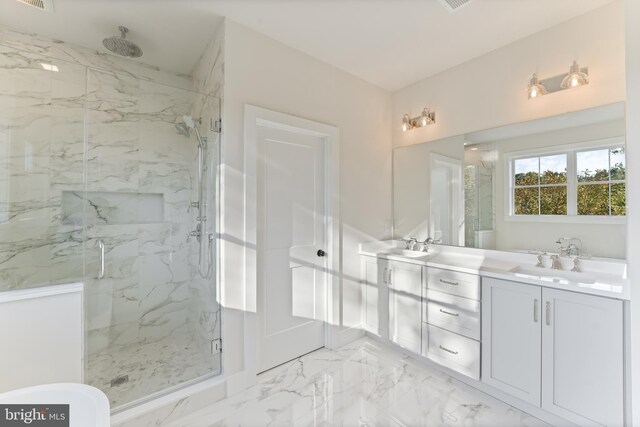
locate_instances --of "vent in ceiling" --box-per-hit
[15,0,53,12]
[437,0,474,12]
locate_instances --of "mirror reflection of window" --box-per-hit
[510,145,625,218]
[513,155,568,215]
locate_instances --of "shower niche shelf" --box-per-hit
[61,191,164,225]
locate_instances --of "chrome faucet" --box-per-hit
[404,237,418,250]
[556,237,582,258]
[421,237,434,252]
[550,254,563,270]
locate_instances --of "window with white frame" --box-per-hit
[508,141,626,219]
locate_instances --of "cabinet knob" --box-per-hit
[317,249,326,257]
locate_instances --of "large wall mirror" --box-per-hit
[393,102,626,259]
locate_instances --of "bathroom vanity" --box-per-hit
[360,241,628,426]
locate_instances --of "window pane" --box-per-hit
[540,154,567,184]
[610,148,625,180]
[577,184,609,215]
[611,183,626,216]
[577,149,609,182]
[514,187,539,215]
[540,186,567,215]
[514,157,539,186]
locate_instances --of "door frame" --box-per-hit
[244,105,340,382]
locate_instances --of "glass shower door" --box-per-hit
[82,68,221,408]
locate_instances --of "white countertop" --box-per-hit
[360,241,629,300]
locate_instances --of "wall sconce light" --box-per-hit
[526,60,589,99]
[527,73,547,99]
[401,108,435,131]
[561,60,589,89]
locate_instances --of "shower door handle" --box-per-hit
[97,239,105,280]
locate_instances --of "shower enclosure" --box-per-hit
[464,145,495,249]
[0,44,221,409]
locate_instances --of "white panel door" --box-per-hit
[541,288,624,426]
[388,261,423,354]
[257,125,326,373]
[482,278,542,406]
[429,154,464,246]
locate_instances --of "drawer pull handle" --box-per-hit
[439,345,458,355]
[439,279,459,286]
[439,308,459,317]
[533,299,538,323]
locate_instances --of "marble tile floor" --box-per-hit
[168,337,548,427]
[87,333,221,408]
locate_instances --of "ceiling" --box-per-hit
[0,0,616,90]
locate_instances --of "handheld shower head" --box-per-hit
[176,115,206,147]
[183,115,196,129]
[175,122,190,137]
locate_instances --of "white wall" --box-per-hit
[220,19,392,381]
[392,1,625,149]
[625,0,640,423]
[492,119,626,258]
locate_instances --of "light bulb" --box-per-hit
[402,114,411,132]
[420,108,431,127]
[526,73,547,99]
[561,61,589,89]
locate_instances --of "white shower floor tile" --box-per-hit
[87,333,220,408]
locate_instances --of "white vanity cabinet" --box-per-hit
[424,267,481,380]
[481,278,542,405]
[362,256,388,338]
[541,287,624,427]
[387,260,423,354]
[482,277,624,426]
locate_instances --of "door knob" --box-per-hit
[317,249,326,257]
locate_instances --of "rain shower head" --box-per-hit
[103,26,143,58]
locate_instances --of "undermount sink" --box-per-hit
[513,266,596,284]
[379,248,430,258]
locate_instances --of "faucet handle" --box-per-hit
[530,250,547,268]
[571,257,581,273]
[550,254,563,270]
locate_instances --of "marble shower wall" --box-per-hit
[0,25,223,394]
[0,45,86,290]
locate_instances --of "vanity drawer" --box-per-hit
[427,268,480,300]
[424,324,480,380]
[427,299,480,340]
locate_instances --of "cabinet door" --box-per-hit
[542,288,624,427]
[362,256,388,338]
[388,260,423,354]
[482,278,542,406]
